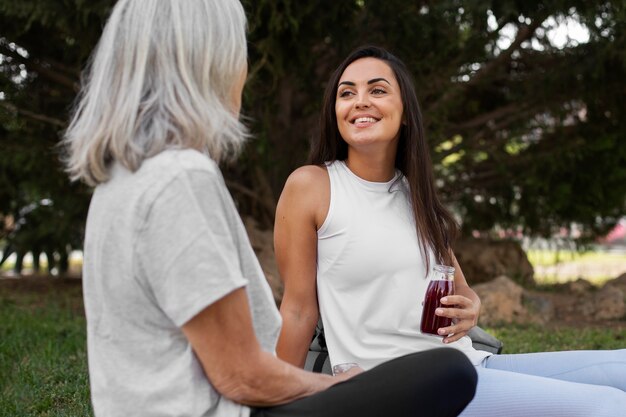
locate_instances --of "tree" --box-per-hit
[241,0,626,239]
[0,1,105,270]
[1,0,625,266]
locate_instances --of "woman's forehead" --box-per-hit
[339,57,397,84]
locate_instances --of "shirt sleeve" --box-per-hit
[135,167,248,327]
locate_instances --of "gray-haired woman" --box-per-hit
[63,1,477,416]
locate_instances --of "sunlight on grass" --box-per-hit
[534,274,614,286]
[527,249,626,267]
[0,251,83,276]
[527,249,626,285]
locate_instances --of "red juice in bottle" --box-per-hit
[420,265,455,336]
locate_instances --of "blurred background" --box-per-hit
[1,0,625,284]
[0,1,625,414]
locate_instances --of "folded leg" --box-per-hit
[460,366,626,417]
[485,349,626,391]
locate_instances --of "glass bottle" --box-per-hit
[420,265,455,336]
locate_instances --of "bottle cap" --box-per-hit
[433,264,455,279]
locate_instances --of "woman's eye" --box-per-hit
[338,90,354,98]
[371,88,386,95]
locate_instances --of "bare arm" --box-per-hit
[182,287,350,407]
[437,252,481,343]
[274,166,330,367]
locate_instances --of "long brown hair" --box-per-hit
[309,45,458,270]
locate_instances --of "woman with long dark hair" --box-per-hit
[275,45,626,417]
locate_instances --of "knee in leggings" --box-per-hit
[431,348,478,399]
[449,349,477,388]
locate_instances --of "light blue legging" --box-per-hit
[459,349,626,417]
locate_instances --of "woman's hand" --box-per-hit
[434,254,482,344]
[435,290,480,344]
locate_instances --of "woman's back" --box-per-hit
[83,149,280,416]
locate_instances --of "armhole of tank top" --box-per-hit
[316,162,334,237]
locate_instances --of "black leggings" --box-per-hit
[251,348,477,417]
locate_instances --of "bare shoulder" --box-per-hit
[278,165,330,228]
[283,164,329,193]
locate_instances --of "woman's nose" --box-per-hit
[355,92,371,109]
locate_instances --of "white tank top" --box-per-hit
[316,160,491,370]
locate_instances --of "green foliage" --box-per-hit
[1,0,625,250]
[0,0,111,261]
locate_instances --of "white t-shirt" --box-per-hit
[82,149,281,417]
[316,160,491,371]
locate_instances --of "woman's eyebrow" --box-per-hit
[338,78,391,87]
[367,77,391,85]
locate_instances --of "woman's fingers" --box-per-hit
[440,295,470,307]
[435,306,473,320]
[437,319,472,343]
[442,331,468,344]
[438,295,479,320]
[433,295,479,343]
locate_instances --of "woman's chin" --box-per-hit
[343,134,398,150]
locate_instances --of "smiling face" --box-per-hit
[335,57,404,152]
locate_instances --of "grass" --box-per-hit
[486,324,626,353]
[0,280,92,417]
[0,278,624,415]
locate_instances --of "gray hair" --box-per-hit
[63,0,248,186]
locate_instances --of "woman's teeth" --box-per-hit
[354,117,377,124]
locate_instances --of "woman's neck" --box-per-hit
[345,148,397,182]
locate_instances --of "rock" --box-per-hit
[558,277,626,321]
[523,292,555,323]
[613,272,626,283]
[243,216,283,305]
[550,292,580,322]
[604,273,626,297]
[473,276,528,326]
[473,276,556,325]
[592,286,625,321]
[453,238,535,286]
[577,295,597,318]
[565,278,595,295]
